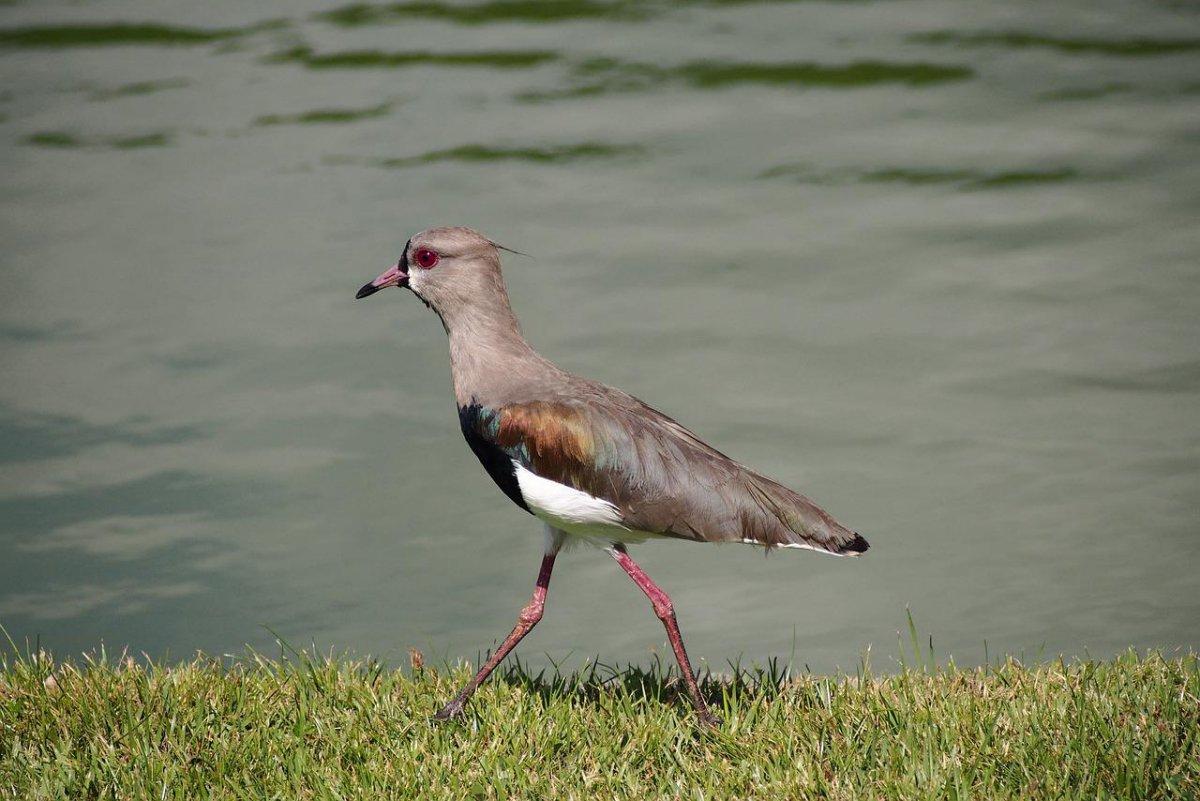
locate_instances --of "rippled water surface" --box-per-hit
[2,0,1198,671]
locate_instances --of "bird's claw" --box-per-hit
[432,699,466,722]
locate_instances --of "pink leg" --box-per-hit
[609,544,719,727]
[434,550,557,721]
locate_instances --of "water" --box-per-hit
[1,0,1198,673]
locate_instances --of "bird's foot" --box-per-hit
[432,698,467,722]
[695,707,722,729]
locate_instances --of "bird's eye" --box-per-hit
[413,248,439,269]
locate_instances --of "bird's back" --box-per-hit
[460,367,868,556]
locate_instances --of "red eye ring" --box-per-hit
[413,248,439,269]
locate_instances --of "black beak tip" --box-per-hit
[355,282,380,300]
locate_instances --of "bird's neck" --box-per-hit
[440,291,554,408]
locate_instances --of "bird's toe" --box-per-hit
[432,699,466,722]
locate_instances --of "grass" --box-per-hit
[1,643,1196,800]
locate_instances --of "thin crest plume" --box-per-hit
[489,239,530,258]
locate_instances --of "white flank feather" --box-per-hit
[513,462,624,528]
[739,538,844,556]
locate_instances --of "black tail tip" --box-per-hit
[839,532,870,556]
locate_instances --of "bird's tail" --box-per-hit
[741,473,870,556]
[833,531,870,556]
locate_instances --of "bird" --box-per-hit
[355,226,868,727]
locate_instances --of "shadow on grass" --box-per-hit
[493,653,797,711]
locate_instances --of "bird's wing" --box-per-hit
[460,393,867,556]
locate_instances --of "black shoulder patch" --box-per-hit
[458,402,531,514]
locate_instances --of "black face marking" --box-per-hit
[458,402,531,514]
[403,237,433,308]
[399,238,411,272]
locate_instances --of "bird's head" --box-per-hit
[355,227,510,322]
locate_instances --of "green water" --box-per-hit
[1,0,1198,672]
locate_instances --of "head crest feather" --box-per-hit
[488,239,530,258]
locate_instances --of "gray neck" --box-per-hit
[440,290,559,408]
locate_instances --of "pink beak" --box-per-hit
[355,262,408,299]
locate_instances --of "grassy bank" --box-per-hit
[1,647,1196,799]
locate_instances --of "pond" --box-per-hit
[1,0,1198,672]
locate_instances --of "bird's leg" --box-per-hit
[608,544,720,727]
[433,549,557,721]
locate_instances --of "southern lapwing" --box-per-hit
[356,227,868,726]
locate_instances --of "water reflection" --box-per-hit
[316,0,648,27]
[327,142,644,169]
[0,21,280,49]
[89,79,190,101]
[758,164,1082,190]
[909,30,1200,57]
[0,0,1197,670]
[519,57,973,101]
[0,407,205,464]
[255,103,393,126]
[23,131,173,149]
[265,45,560,70]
